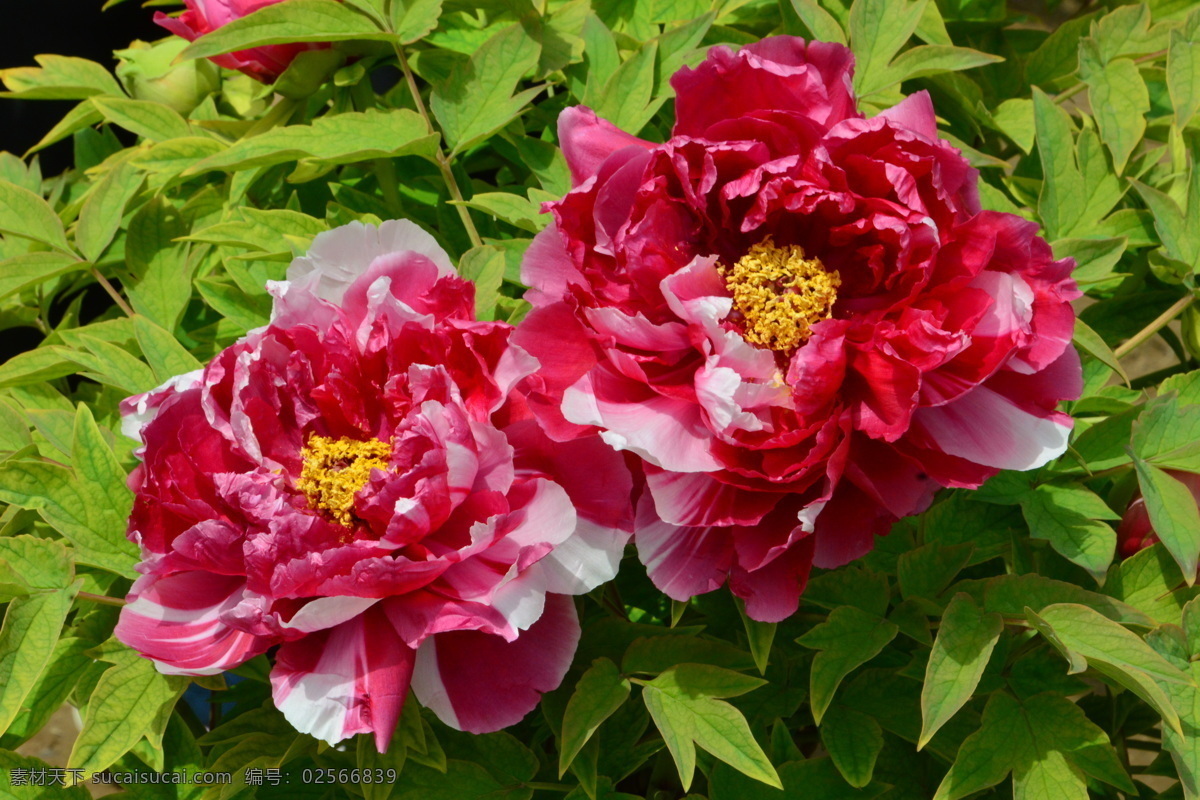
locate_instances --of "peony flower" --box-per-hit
[514,37,1081,622]
[154,0,325,82]
[1117,470,1200,558]
[115,221,634,749]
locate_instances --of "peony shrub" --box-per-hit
[1,0,1200,798]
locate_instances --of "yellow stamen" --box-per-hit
[721,237,840,353]
[296,435,391,527]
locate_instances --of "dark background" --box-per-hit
[2,1,164,173]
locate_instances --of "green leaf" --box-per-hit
[0,535,73,594]
[0,583,78,736]
[457,192,547,234]
[932,692,1022,800]
[643,666,780,791]
[849,0,927,97]
[0,55,123,100]
[0,460,136,576]
[897,542,973,602]
[820,706,883,788]
[1027,12,1097,88]
[69,648,188,776]
[1079,47,1149,175]
[0,252,88,304]
[1105,543,1200,627]
[181,0,393,61]
[1160,660,1200,799]
[0,179,73,254]
[392,758,516,800]
[195,277,271,332]
[133,315,203,382]
[797,606,899,723]
[1135,180,1197,267]
[1032,88,1084,239]
[457,244,506,322]
[430,24,542,156]
[1072,317,1129,384]
[559,658,630,777]
[805,566,891,617]
[1134,457,1200,583]
[67,335,158,395]
[877,45,1001,90]
[590,41,660,135]
[133,136,226,176]
[918,593,1003,750]
[75,161,144,263]
[1134,393,1200,471]
[622,635,755,675]
[91,96,191,142]
[1170,30,1200,127]
[934,691,1131,800]
[0,750,90,799]
[648,663,766,699]
[0,406,138,576]
[187,108,438,176]
[736,600,776,676]
[1028,602,1190,735]
[0,347,78,388]
[125,197,192,330]
[2,635,91,743]
[185,207,326,258]
[1019,483,1118,581]
[391,0,443,44]
[993,98,1035,153]
[979,573,1151,627]
[789,0,846,45]
[29,101,105,154]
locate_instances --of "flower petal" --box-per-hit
[271,607,415,751]
[635,494,734,602]
[115,572,269,676]
[912,382,1072,471]
[559,106,654,187]
[411,593,579,733]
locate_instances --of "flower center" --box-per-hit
[296,435,392,527]
[721,237,840,353]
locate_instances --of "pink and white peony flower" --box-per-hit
[515,37,1081,622]
[116,220,634,749]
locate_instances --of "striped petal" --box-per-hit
[410,594,579,733]
[115,571,269,676]
[271,606,415,752]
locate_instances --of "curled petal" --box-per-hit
[411,593,579,733]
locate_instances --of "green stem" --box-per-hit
[1114,294,1195,359]
[374,158,405,217]
[90,268,134,316]
[391,41,483,248]
[77,591,125,607]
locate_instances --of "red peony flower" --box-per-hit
[154,0,325,82]
[115,221,634,748]
[514,37,1081,622]
[1117,470,1200,558]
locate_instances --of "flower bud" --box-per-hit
[1117,470,1200,558]
[115,38,219,115]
